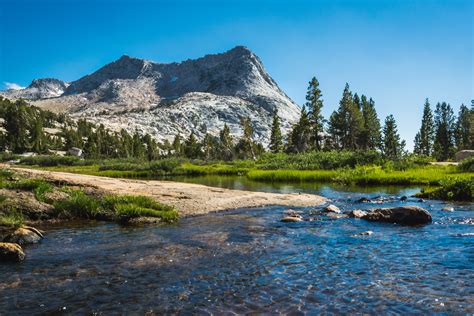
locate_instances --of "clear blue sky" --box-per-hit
[1,0,472,149]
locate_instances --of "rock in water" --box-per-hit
[281,216,303,222]
[441,207,454,212]
[0,242,25,262]
[361,206,432,225]
[4,226,44,245]
[352,231,374,236]
[324,204,342,214]
[347,209,368,218]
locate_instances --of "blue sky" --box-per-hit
[0,0,472,148]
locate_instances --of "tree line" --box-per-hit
[269,78,473,160]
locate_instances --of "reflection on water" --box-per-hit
[0,177,473,314]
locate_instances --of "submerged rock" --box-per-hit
[4,226,44,245]
[283,209,302,217]
[0,242,25,262]
[400,196,408,201]
[356,197,371,203]
[441,207,454,212]
[324,204,342,214]
[352,230,373,236]
[281,216,303,223]
[361,206,432,225]
[347,209,368,218]
[326,212,348,219]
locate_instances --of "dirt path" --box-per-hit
[9,167,326,217]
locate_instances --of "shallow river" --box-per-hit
[0,176,473,314]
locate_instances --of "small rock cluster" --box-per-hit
[0,226,44,262]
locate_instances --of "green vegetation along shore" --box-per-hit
[10,151,473,201]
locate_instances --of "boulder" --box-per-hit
[324,204,341,214]
[352,230,373,236]
[441,207,454,212]
[347,209,368,218]
[356,197,371,203]
[455,150,474,161]
[4,226,44,245]
[281,216,303,223]
[361,206,432,225]
[0,242,25,262]
[326,212,348,219]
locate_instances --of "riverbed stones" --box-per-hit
[281,216,303,222]
[0,242,25,262]
[361,206,432,225]
[352,230,373,236]
[324,204,342,214]
[356,197,371,203]
[441,207,454,212]
[4,226,44,245]
[326,212,348,219]
[347,209,368,218]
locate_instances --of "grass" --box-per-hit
[0,210,24,228]
[53,190,101,219]
[4,178,54,202]
[102,194,178,222]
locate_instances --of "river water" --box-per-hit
[0,176,473,314]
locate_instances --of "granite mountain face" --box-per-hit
[1,46,300,144]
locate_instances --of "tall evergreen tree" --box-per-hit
[235,117,257,160]
[413,98,435,156]
[30,118,47,153]
[454,104,472,150]
[305,77,324,150]
[382,115,405,159]
[172,134,183,157]
[360,96,382,150]
[269,109,283,153]
[4,101,30,153]
[287,106,311,153]
[184,132,201,159]
[219,124,234,160]
[433,102,456,161]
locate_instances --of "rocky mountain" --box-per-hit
[2,78,69,100]
[1,46,301,145]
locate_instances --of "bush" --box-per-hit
[53,190,100,218]
[20,155,84,167]
[417,177,474,201]
[459,157,474,172]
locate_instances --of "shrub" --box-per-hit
[417,177,474,201]
[53,190,100,218]
[459,157,474,172]
[19,155,84,167]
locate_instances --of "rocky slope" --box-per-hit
[1,46,300,144]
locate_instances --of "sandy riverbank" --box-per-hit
[8,167,326,216]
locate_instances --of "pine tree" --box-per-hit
[143,134,159,161]
[328,83,363,150]
[132,131,145,159]
[382,115,405,159]
[305,77,324,150]
[269,109,283,153]
[201,133,219,160]
[219,124,234,160]
[360,96,382,150]
[414,98,435,156]
[83,133,98,159]
[4,101,30,153]
[454,104,472,150]
[172,134,182,157]
[287,106,311,153]
[433,102,456,161]
[235,117,257,160]
[184,132,201,159]
[30,118,47,153]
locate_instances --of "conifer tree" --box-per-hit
[201,133,219,160]
[269,109,283,153]
[454,104,472,150]
[360,96,382,150]
[235,117,257,160]
[413,98,435,156]
[172,134,183,157]
[143,134,159,161]
[4,101,30,153]
[305,77,324,150]
[433,102,456,161]
[30,118,47,153]
[219,124,234,160]
[287,106,311,153]
[382,115,405,159]
[184,132,201,159]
